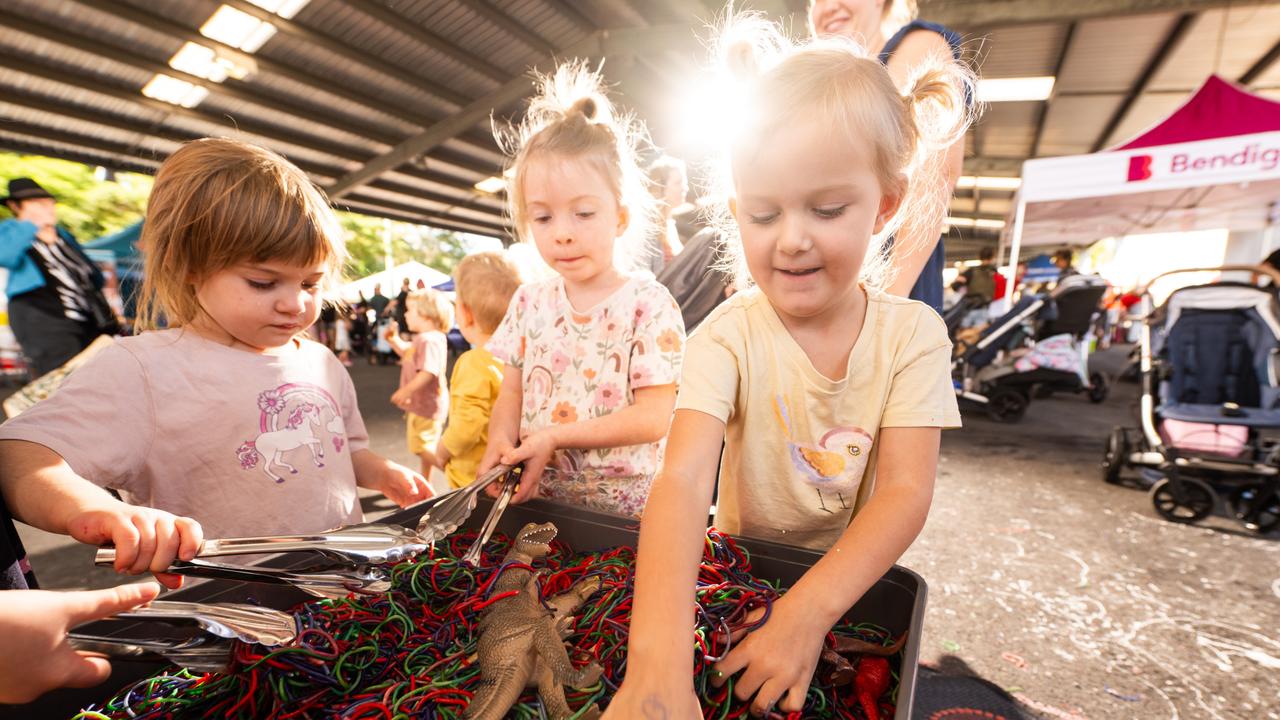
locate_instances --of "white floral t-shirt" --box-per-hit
[487,276,685,516]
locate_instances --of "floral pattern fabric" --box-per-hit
[487,276,685,516]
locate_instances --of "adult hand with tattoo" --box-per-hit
[602,675,701,719]
[710,594,827,715]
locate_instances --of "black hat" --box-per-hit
[2,178,55,204]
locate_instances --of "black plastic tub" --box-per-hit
[14,498,926,719]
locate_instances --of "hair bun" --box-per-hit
[568,96,598,121]
[724,39,760,80]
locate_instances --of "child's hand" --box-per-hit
[370,459,434,507]
[66,505,203,590]
[0,582,161,704]
[711,596,828,715]
[382,321,399,341]
[496,430,556,504]
[390,387,412,410]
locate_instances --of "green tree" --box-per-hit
[0,152,152,241]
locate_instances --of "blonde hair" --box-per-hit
[496,61,654,272]
[709,13,974,289]
[454,251,522,334]
[406,287,454,331]
[136,138,345,331]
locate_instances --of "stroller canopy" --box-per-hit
[1158,282,1280,421]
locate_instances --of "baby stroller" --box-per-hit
[1101,266,1280,533]
[954,274,1109,422]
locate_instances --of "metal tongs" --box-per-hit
[95,526,410,599]
[94,465,521,597]
[68,600,297,672]
[413,463,519,549]
[461,469,519,566]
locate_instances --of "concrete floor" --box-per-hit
[13,350,1280,720]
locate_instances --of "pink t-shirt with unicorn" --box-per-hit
[0,329,367,539]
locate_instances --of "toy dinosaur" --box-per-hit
[464,522,604,720]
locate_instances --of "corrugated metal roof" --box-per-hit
[2,0,1278,250]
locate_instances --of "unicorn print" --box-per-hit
[237,402,325,483]
[236,382,347,484]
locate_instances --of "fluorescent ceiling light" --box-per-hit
[202,6,264,49]
[249,0,311,19]
[240,22,278,53]
[169,42,228,82]
[977,76,1055,103]
[142,74,209,108]
[956,176,1022,191]
[474,176,506,193]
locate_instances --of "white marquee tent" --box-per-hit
[1004,75,1280,290]
[331,261,450,304]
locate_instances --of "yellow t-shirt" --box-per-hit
[676,287,961,550]
[440,347,503,489]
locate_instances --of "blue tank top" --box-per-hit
[879,20,964,313]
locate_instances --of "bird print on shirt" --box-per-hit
[774,396,873,513]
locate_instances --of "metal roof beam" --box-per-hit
[326,24,702,199]
[9,9,503,161]
[8,13,410,148]
[348,1,510,82]
[963,157,1024,176]
[218,0,476,111]
[452,0,557,54]
[920,0,1242,29]
[0,136,158,176]
[1031,21,1077,158]
[334,199,505,240]
[0,50,499,196]
[344,193,506,234]
[0,118,505,232]
[543,0,599,33]
[68,0,472,119]
[1090,12,1196,152]
[1240,37,1280,86]
[0,79,505,221]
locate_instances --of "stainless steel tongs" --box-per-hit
[461,470,519,566]
[69,600,297,671]
[94,465,520,597]
[412,463,518,549]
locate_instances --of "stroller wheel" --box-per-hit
[1087,372,1109,403]
[1228,485,1280,534]
[1102,427,1129,484]
[1150,477,1215,524]
[986,388,1029,423]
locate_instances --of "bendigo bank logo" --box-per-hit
[1128,143,1280,183]
[1127,154,1153,182]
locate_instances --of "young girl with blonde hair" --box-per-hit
[0,138,432,543]
[607,13,972,717]
[478,62,686,517]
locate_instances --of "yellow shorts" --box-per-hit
[406,413,442,456]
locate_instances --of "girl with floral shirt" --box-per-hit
[479,63,685,517]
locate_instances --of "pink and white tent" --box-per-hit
[1005,75,1280,285]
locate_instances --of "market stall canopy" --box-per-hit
[1012,75,1280,249]
[83,221,143,262]
[331,261,448,304]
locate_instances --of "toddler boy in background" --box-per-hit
[435,252,522,488]
[386,288,452,476]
